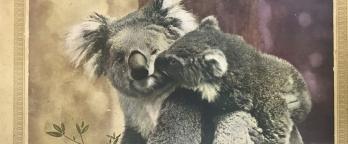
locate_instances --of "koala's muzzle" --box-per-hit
[128,51,149,80]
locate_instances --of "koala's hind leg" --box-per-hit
[282,71,312,124]
[285,89,312,124]
[253,96,293,144]
[289,126,304,144]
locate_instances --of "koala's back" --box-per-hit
[185,26,312,124]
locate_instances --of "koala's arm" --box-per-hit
[213,111,265,144]
[147,89,203,144]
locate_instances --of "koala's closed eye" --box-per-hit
[168,57,180,65]
[112,51,126,63]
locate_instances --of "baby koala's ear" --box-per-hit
[203,49,228,77]
[200,16,220,30]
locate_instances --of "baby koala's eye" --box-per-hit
[168,58,179,65]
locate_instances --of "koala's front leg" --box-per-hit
[289,126,304,144]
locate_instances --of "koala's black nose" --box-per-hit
[128,51,149,80]
[131,67,149,80]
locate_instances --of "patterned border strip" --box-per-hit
[335,0,348,143]
[13,0,26,143]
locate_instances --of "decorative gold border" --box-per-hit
[11,0,347,143]
[334,0,348,144]
[14,0,27,143]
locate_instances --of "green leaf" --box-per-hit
[82,125,89,134]
[46,131,63,137]
[81,121,85,128]
[76,124,82,134]
[53,124,63,133]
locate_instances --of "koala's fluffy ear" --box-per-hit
[65,13,110,79]
[152,0,198,36]
[203,49,228,77]
[200,16,220,30]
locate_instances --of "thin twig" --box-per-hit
[79,133,85,144]
[64,135,81,144]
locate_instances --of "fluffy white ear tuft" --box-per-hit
[154,0,198,36]
[200,15,220,30]
[65,13,109,79]
[65,21,101,68]
[161,0,183,10]
[203,49,228,77]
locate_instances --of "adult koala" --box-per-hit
[65,0,202,143]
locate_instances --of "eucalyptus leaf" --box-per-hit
[53,124,63,133]
[60,123,65,134]
[82,125,89,133]
[46,131,63,137]
[115,134,121,141]
[76,124,82,134]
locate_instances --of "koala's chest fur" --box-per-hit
[118,92,171,138]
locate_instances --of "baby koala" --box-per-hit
[155,16,312,144]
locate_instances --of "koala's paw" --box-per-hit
[248,127,265,143]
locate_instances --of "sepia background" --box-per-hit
[29,0,138,143]
[29,0,333,143]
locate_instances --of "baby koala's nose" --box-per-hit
[128,51,149,80]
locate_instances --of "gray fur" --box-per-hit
[147,90,203,144]
[213,111,264,144]
[66,0,199,143]
[155,16,312,144]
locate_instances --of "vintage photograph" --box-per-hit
[28,0,334,143]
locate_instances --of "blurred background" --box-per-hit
[29,0,138,143]
[30,0,333,143]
